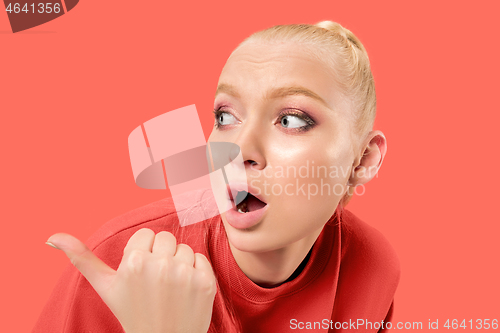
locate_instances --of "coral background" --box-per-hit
[1,0,499,331]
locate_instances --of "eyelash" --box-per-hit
[212,108,316,132]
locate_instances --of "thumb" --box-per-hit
[46,233,116,296]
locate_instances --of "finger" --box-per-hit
[46,233,116,296]
[174,243,195,266]
[151,231,177,257]
[193,253,216,298]
[123,228,155,259]
[193,253,214,275]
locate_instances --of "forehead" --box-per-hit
[218,41,348,117]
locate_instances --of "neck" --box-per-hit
[228,226,324,288]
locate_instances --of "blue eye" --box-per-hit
[280,115,308,128]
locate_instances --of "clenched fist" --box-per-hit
[46,228,217,333]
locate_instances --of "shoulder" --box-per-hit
[86,195,177,249]
[330,209,400,319]
[85,189,215,270]
[338,209,401,298]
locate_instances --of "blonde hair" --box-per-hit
[233,21,377,208]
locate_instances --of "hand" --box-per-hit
[46,228,217,333]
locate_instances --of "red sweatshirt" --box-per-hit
[33,192,400,332]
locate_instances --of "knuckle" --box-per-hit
[155,231,177,246]
[172,261,192,284]
[134,228,155,238]
[126,249,145,274]
[194,252,208,264]
[194,271,216,295]
[69,256,78,267]
[138,227,154,234]
[176,243,194,254]
[176,260,191,274]
[157,231,175,238]
[69,248,90,268]
[156,258,171,281]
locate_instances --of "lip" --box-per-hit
[225,182,268,205]
[224,182,268,229]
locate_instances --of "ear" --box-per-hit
[347,130,387,187]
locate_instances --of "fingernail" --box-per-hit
[45,241,60,250]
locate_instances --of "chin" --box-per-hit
[223,219,304,255]
[221,218,277,253]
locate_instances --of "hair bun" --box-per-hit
[315,21,348,38]
[314,20,365,52]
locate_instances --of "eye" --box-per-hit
[280,115,308,128]
[216,111,238,126]
[276,110,315,132]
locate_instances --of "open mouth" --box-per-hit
[224,184,269,229]
[234,190,267,214]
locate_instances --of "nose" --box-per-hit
[231,119,267,171]
[228,144,260,170]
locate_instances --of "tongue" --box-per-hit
[246,194,267,212]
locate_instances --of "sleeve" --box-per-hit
[31,262,125,333]
[31,196,204,332]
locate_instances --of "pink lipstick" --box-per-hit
[224,183,268,229]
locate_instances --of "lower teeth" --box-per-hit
[237,207,247,214]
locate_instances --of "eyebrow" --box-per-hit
[215,83,331,109]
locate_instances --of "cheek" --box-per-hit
[266,143,350,213]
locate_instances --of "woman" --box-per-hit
[34,21,400,332]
